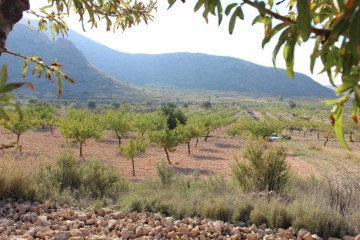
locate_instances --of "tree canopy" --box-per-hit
[0,0,359,148]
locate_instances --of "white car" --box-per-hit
[269,133,279,142]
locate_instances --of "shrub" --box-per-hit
[79,159,129,199]
[232,202,254,223]
[157,160,175,186]
[232,139,289,192]
[36,151,128,201]
[0,157,37,199]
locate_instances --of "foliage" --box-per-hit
[118,137,148,176]
[87,101,97,109]
[232,139,289,192]
[201,101,212,109]
[160,103,187,130]
[228,117,281,139]
[57,109,103,157]
[1,111,32,145]
[25,102,57,130]
[132,112,166,137]
[168,0,360,149]
[150,128,183,165]
[102,108,132,145]
[156,160,176,186]
[36,150,129,200]
[177,121,202,154]
[0,65,33,121]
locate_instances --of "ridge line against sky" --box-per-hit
[26,0,334,86]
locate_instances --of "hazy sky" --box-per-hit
[27,0,333,85]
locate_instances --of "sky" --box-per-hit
[27,0,333,86]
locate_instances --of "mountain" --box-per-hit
[0,24,150,102]
[63,29,335,98]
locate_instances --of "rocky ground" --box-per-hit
[0,199,359,240]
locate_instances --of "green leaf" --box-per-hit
[0,65,8,89]
[225,3,238,16]
[194,0,205,12]
[217,0,223,25]
[262,23,286,48]
[310,38,321,74]
[229,8,238,34]
[297,0,312,41]
[336,82,355,94]
[56,73,63,97]
[333,106,350,150]
[283,30,298,79]
[272,27,290,69]
[167,0,176,9]
[0,107,9,121]
[236,6,244,20]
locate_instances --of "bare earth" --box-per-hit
[0,127,359,180]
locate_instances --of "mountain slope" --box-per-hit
[0,24,149,102]
[64,29,334,98]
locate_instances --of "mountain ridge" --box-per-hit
[61,28,334,98]
[0,24,150,102]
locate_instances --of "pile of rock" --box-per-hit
[0,199,359,240]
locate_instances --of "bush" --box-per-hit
[0,157,37,200]
[157,160,175,186]
[232,139,289,192]
[79,159,129,199]
[37,151,128,200]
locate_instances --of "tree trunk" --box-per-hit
[16,134,20,145]
[164,147,171,165]
[131,158,135,176]
[115,131,122,145]
[80,142,83,157]
[324,138,329,146]
[0,0,30,52]
[50,125,53,135]
[350,130,354,142]
[204,132,210,141]
[317,133,320,140]
[195,137,199,148]
[187,139,191,155]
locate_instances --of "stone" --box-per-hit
[166,217,174,231]
[122,227,130,239]
[107,219,117,230]
[136,226,144,236]
[303,232,314,240]
[343,236,355,240]
[298,229,309,239]
[214,221,224,232]
[36,216,51,227]
[70,229,83,237]
[191,227,200,237]
[250,224,258,232]
[312,234,322,240]
[199,234,207,240]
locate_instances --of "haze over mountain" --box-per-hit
[0,24,149,102]
[63,29,334,98]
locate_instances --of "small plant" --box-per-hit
[157,160,175,186]
[118,137,148,176]
[232,139,289,192]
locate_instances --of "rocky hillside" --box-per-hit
[0,24,150,102]
[64,30,334,98]
[0,199,359,240]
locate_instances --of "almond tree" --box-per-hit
[57,109,103,157]
[118,137,148,176]
[102,108,132,146]
[150,128,183,165]
[25,102,57,134]
[1,112,31,146]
